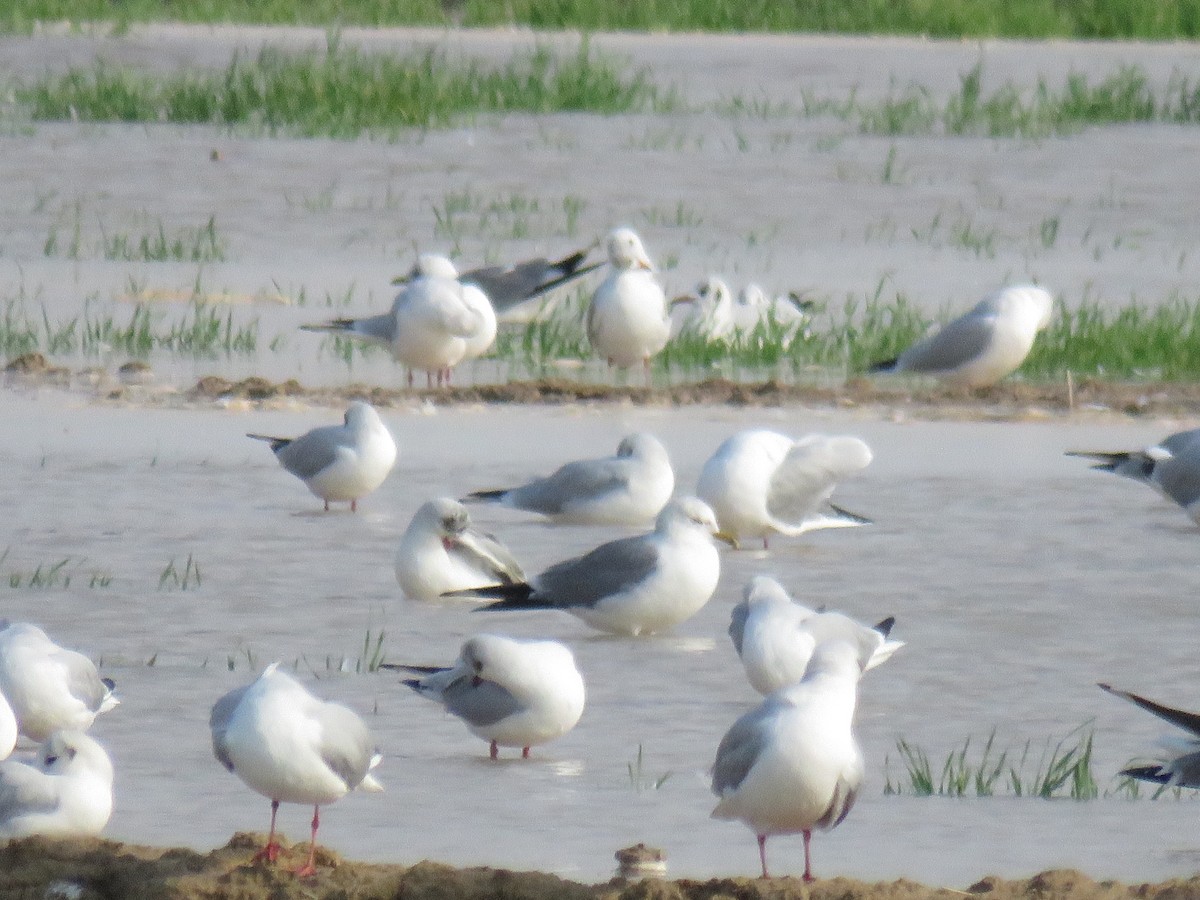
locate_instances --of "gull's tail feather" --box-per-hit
[873,616,896,638]
[527,260,604,301]
[1065,450,1154,480]
[451,582,552,612]
[247,433,292,453]
[300,319,356,334]
[815,503,873,529]
[1099,682,1200,736]
[1118,764,1171,784]
[463,489,508,504]
[378,663,450,676]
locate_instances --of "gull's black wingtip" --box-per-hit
[873,616,896,637]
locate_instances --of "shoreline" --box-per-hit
[4,833,1200,900]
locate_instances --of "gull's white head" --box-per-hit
[343,400,383,430]
[742,575,794,610]
[413,253,460,281]
[40,730,113,782]
[736,283,768,309]
[656,496,734,545]
[803,640,866,681]
[415,497,472,539]
[606,227,654,272]
[616,432,669,463]
[981,284,1055,331]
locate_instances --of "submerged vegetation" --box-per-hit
[13,40,666,136]
[8,0,1200,38]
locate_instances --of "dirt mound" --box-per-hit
[2,835,1198,900]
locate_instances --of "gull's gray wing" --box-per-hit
[728,601,749,657]
[299,311,397,347]
[896,312,998,374]
[316,702,376,790]
[815,762,861,830]
[1155,443,1200,509]
[1122,753,1200,788]
[506,458,627,515]
[0,762,59,825]
[1099,683,1200,737]
[440,674,525,728]
[58,649,108,713]
[451,528,526,585]
[535,536,661,610]
[712,704,773,795]
[463,251,600,313]
[209,684,250,772]
[273,425,346,480]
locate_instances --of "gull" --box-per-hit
[394,498,526,602]
[735,284,814,349]
[586,228,670,375]
[464,432,675,526]
[393,254,497,366]
[729,576,902,695]
[211,663,383,877]
[301,258,491,387]
[0,622,118,742]
[669,276,735,342]
[0,692,15,760]
[696,430,873,550]
[385,634,585,759]
[711,641,864,881]
[456,497,735,636]
[435,248,602,325]
[0,730,114,838]
[869,284,1054,387]
[1099,683,1200,787]
[1067,428,1200,525]
[248,401,397,512]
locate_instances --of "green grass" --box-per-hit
[8,0,1200,39]
[795,63,1200,138]
[0,549,113,589]
[158,553,201,590]
[884,724,1099,799]
[627,743,672,792]
[12,40,665,137]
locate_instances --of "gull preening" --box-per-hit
[730,576,902,695]
[711,641,865,881]
[696,430,873,550]
[869,284,1054,387]
[464,432,675,526]
[586,228,670,373]
[210,664,383,877]
[394,498,526,602]
[1067,428,1200,525]
[0,622,118,742]
[672,276,812,349]
[459,497,734,636]
[0,730,114,838]
[1099,682,1200,787]
[248,401,397,512]
[302,255,494,387]
[388,634,585,759]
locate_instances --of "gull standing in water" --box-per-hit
[464,432,675,527]
[248,401,397,512]
[302,257,492,387]
[386,634,585,759]
[456,497,735,636]
[697,430,873,550]
[586,228,670,379]
[1067,428,1200,525]
[394,498,526,602]
[729,576,902,695]
[210,664,383,877]
[869,284,1054,387]
[712,641,865,881]
[0,622,118,742]
[0,730,114,838]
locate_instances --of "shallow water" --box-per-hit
[2,392,1198,885]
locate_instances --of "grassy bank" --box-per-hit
[7,0,1200,39]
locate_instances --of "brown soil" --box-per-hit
[0,834,1196,900]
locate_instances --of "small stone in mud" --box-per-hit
[118,360,154,384]
[6,352,51,373]
[615,843,667,879]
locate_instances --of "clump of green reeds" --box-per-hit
[627,743,672,792]
[14,41,664,137]
[884,724,1098,799]
[158,554,201,590]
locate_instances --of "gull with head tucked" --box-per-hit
[586,228,670,376]
[211,663,383,877]
[712,641,865,881]
[386,634,585,760]
[869,284,1054,387]
[697,430,873,550]
[394,498,526,602]
[0,622,118,743]
[464,432,675,527]
[729,576,902,695]
[248,401,397,512]
[454,497,735,636]
[0,730,114,838]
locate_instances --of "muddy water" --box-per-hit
[2,392,1198,884]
